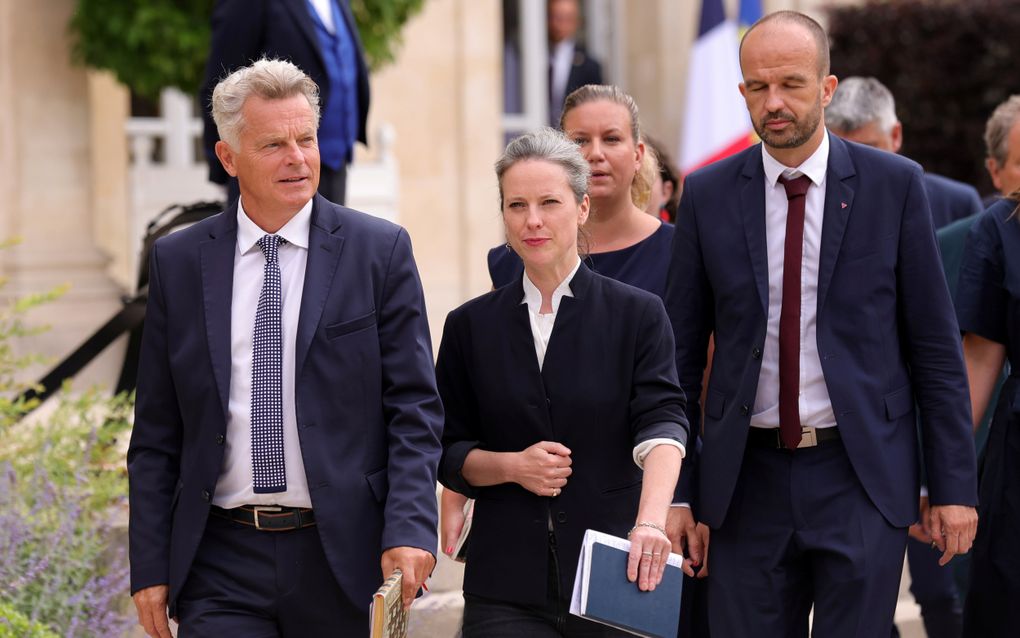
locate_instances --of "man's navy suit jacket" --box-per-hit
[923,172,983,230]
[127,195,443,614]
[200,0,371,185]
[665,133,978,529]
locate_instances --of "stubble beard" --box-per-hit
[755,99,823,150]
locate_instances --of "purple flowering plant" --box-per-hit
[0,260,135,638]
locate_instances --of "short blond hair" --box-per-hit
[211,57,321,149]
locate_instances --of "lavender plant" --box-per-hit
[0,255,135,638]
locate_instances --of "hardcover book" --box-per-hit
[569,529,683,638]
[370,568,409,638]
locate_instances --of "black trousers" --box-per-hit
[176,513,365,637]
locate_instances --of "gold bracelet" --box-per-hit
[627,521,667,538]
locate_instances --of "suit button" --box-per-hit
[201,490,211,502]
[752,348,762,359]
[215,434,225,445]
[740,405,750,416]
[557,511,567,523]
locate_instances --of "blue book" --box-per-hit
[569,529,683,638]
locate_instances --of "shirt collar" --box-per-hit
[236,198,313,255]
[762,129,830,187]
[521,257,582,314]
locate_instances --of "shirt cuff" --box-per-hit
[632,438,686,469]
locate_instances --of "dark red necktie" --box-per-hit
[777,175,811,450]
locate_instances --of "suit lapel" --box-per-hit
[200,210,239,420]
[740,147,769,315]
[817,133,857,313]
[285,0,327,68]
[296,195,344,375]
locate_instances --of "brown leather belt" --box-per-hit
[210,505,316,531]
[747,426,841,449]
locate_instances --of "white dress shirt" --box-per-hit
[549,39,575,115]
[213,198,314,509]
[520,260,685,468]
[308,0,336,33]
[751,133,837,430]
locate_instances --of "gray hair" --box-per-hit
[985,95,1020,166]
[211,57,321,149]
[826,76,898,134]
[495,128,590,209]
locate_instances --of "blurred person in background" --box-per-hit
[547,0,602,127]
[643,136,682,223]
[200,0,370,206]
[983,95,1020,205]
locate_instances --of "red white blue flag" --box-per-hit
[679,0,762,174]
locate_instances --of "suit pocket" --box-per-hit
[326,311,376,340]
[704,388,726,420]
[884,385,914,420]
[365,467,388,503]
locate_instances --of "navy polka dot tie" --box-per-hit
[252,234,287,493]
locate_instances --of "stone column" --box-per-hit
[0,0,124,390]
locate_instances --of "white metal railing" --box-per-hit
[124,88,399,278]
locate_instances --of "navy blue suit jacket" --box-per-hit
[127,195,442,613]
[665,134,977,529]
[436,265,688,606]
[923,172,983,230]
[200,0,371,184]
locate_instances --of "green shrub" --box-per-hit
[0,602,59,638]
[0,246,135,637]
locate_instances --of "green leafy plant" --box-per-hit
[0,602,59,638]
[69,0,427,100]
[0,245,135,637]
[69,0,214,100]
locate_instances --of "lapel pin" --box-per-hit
[840,202,848,209]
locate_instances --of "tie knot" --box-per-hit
[778,174,812,199]
[257,234,287,262]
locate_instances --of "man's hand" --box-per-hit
[132,585,173,638]
[928,504,978,566]
[693,523,710,579]
[666,507,703,577]
[381,546,436,609]
[907,495,932,544]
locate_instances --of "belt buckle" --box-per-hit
[797,427,817,449]
[252,505,282,530]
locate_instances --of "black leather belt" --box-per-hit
[210,505,316,531]
[747,426,840,449]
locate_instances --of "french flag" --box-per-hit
[679,0,761,175]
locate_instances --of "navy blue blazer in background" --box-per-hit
[923,172,983,230]
[665,133,978,529]
[127,195,443,614]
[437,265,689,607]
[200,0,371,185]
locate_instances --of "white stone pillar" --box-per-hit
[0,0,125,390]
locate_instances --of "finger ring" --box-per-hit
[931,541,937,549]
[642,551,653,556]
[652,552,662,557]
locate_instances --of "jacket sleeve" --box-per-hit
[664,179,714,509]
[376,228,444,554]
[127,242,183,594]
[629,296,690,449]
[897,167,978,507]
[435,310,483,499]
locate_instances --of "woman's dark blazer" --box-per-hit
[437,264,689,607]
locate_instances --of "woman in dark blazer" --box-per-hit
[437,129,689,637]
